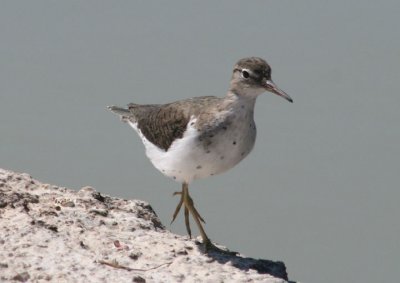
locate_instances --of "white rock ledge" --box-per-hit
[0,168,294,283]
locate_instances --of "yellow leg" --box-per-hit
[171,183,237,254]
[182,183,210,243]
[171,183,209,242]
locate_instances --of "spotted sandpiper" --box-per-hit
[108,57,292,252]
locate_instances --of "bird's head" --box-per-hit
[230,57,293,103]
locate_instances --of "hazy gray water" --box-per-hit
[1,1,399,282]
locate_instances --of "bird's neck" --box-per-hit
[225,91,257,110]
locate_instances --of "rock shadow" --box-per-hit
[195,241,294,282]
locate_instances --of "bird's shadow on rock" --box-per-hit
[195,241,294,282]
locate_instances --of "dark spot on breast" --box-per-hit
[190,122,195,126]
[210,173,214,176]
[222,126,227,130]
[220,156,224,160]
[241,152,245,156]
[209,134,214,138]
[206,150,210,154]
[173,176,176,180]
[233,141,237,145]
[196,165,202,169]
[162,169,166,172]
[241,105,245,109]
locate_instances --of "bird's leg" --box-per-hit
[171,187,192,238]
[172,183,237,254]
[171,183,208,241]
[184,206,191,238]
[181,183,215,249]
[171,191,183,224]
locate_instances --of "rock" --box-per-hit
[0,168,294,282]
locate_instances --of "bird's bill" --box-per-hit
[264,80,293,103]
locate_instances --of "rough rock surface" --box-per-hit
[0,168,293,282]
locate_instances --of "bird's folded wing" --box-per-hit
[129,103,190,151]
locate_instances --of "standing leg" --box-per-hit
[171,183,210,244]
[182,182,210,245]
[171,183,235,253]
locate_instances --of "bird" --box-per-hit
[108,57,293,252]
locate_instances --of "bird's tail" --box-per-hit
[107,106,132,122]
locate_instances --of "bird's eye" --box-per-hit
[241,70,250,79]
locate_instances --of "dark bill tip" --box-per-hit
[265,80,293,103]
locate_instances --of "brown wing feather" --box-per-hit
[128,103,190,151]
